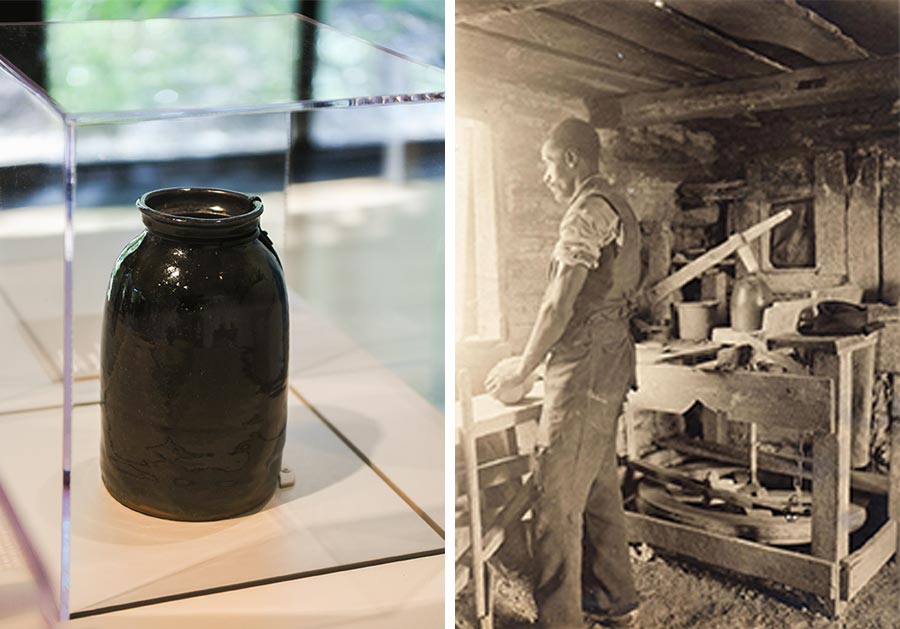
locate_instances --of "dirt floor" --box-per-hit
[456,544,900,629]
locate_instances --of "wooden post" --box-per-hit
[701,409,729,445]
[624,402,638,460]
[749,422,759,487]
[811,354,851,615]
[814,151,849,278]
[847,153,881,302]
[891,409,900,589]
[851,345,876,469]
[458,370,492,629]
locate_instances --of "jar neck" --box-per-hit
[138,188,264,243]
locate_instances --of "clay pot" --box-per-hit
[731,274,772,332]
[100,188,289,521]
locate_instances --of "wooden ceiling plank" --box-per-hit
[555,0,787,79]
[539,7,723,81]
[663,0,871,64]
[456,0,573,24]
[458,23,670,93]
[798,0,900,57]
[502,8,719,84]
[457,26,630,99]
[651,1,791,72]
[586,57,900,128]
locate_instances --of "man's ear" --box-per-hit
[563,148,579,169]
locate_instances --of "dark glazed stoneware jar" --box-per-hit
[100,188,289,521]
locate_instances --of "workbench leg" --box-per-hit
[851,345,876,469]
[624,403,638,460]
[822,587,847,619]
[891,417,900,584]
[459,371,493,629]
[812,355,852,617]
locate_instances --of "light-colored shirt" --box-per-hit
[551,175,624,270]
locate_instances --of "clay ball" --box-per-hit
[492,372,538,406]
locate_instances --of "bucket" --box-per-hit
[677,301,717,341]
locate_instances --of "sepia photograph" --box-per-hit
[454,1,900,628]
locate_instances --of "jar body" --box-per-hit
[100,193,288,521]
[730,274,771,332]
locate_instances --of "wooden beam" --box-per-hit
[650,0,789,72]
[631,364,834,434]
[535,8,717,84]
[646,209,791,304]
[458,23,670,94]
[456,0,569,24]
[554,0,784,79]
[662,0,870,65]
[847,152,882,301]
[625,512,837,598]
[840,520,897,600]
[587,57,900,128]
[456,69,589,122]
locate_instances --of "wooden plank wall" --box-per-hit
[734,143,897,308]
[814,151,848,280]
[847,152,881,302]
[881,156,900,306]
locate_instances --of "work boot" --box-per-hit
[584,605,639,628]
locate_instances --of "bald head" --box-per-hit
[540,118,600,203]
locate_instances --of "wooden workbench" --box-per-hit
[626,336,896,617]
[457,339,897,618]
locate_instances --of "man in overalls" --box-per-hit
[486,117,641,628]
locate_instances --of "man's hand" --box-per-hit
[484,356,527,395]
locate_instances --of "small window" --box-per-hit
[769,198,815,269]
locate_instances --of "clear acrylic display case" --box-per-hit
[0,14,443,622]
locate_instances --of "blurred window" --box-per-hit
[457,118,502,341]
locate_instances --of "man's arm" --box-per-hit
[485,262,587,393]
[520,262,588,375]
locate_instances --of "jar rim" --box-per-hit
[137,188,263,241]
[138,187,263,224]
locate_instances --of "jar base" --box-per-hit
[101,476,278,522]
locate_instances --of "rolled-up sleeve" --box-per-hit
[551,196,622,270]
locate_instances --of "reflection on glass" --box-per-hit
[0,15,443,121]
